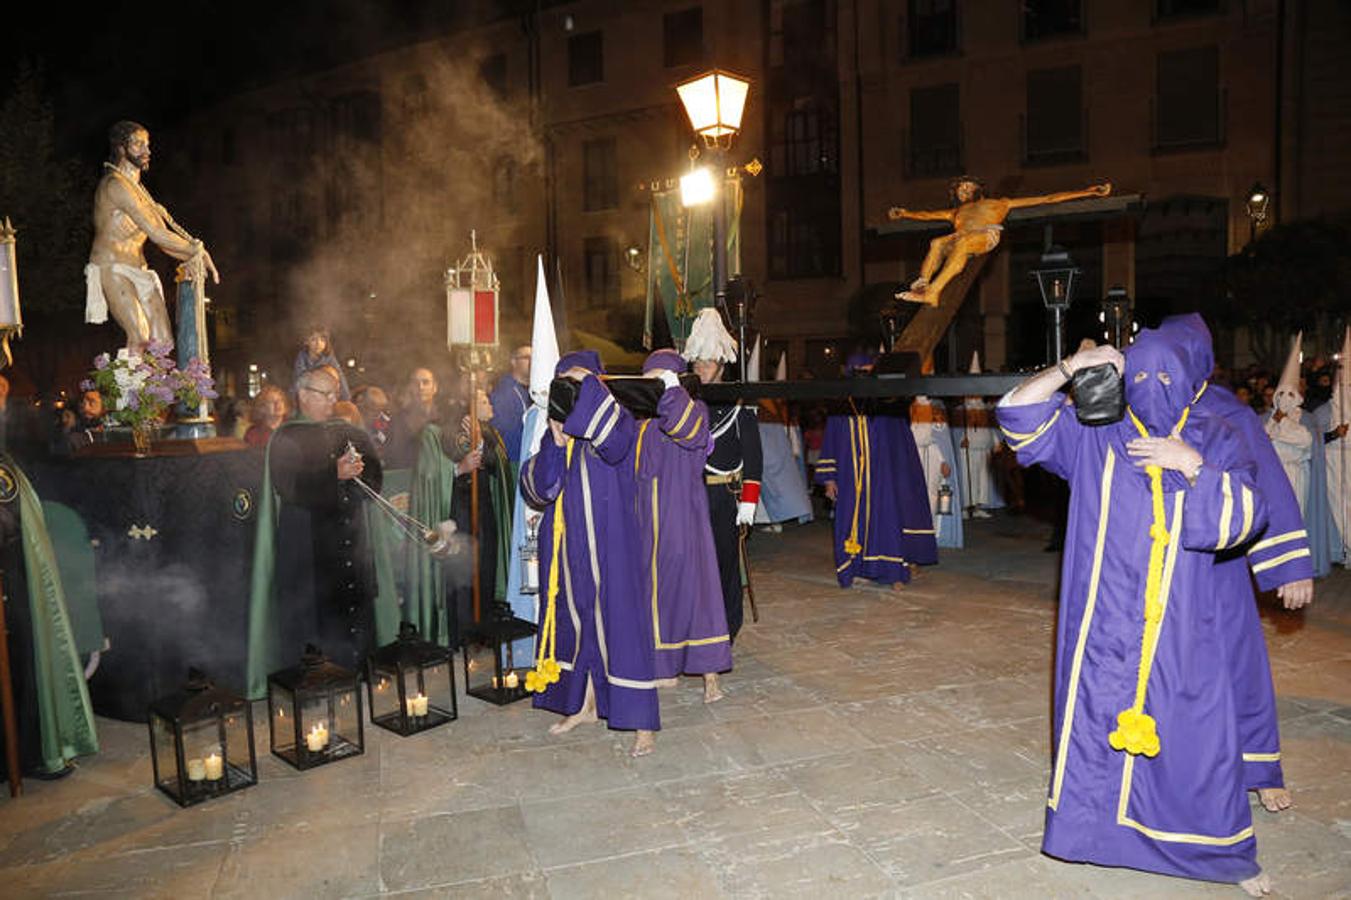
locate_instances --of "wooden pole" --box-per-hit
[470,366,482,624]
[0,572,23,796]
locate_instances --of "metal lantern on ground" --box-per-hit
[148,668,257,807]
[463,616,536,705]
[1031,245,1080,364]
[267,645,364,770]
[367,622,458,736]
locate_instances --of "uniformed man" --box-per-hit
[683,309,761,640]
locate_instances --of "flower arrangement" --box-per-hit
[84,340,217,431]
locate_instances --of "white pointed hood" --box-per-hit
[746,336,761,381]
[528,255,560,408]
[775,351,787,382]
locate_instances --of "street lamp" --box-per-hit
[1245,181,1270,241]
[1099,285,1132,350]
[676,69,751,378]
[1031,245,1080,364]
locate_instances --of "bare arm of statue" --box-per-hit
[887,206,956,223]
[108,179,200,261]
[1005,182,1112,210]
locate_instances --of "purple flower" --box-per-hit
[200,385,219,400]
[126,392,140,411]
[146,339,173,358]
[80,379,95,392]
[94,353,110,370]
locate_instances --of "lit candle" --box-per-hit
[492,676,499,689]
[204,752,224,781]
[186,757,206,781]
[306,724,328,752]
[504,671,519,689]
[412,693,429,717]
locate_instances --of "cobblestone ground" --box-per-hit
[1,516,1348,898]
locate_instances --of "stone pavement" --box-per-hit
[1,516,1348,898]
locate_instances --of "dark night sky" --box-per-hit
[12,1,503,158]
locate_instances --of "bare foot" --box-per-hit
[910,276,929,291]
[908,564,921,580]
[549,678,598,735]
[549,705,598,735]
[899,289,927,304]
[703,673,724,704]
[1257,787,1292,812]
[654,677,679,689]
[630,730,656,757]
[1239,871,1271,897]
[890,580,906,592]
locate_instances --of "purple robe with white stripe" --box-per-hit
[519,375,660,731]
[1160,314,1311,792]
[814,405,937,586]
[998,392,1266,884]
[635,386,733,677]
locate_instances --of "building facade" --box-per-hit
[158,0,1345,393]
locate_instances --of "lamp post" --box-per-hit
[1031,245,1080,364]
[676,69,751,378]
[1100,285,1133,350]
[1245,182,1271,242]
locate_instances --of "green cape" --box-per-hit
[8,457,98,772]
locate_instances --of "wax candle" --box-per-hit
[204,752,224,781]
[504,671,519,689]
[186,757,206,781]
[306,724,328,752]
[412,694,429,717]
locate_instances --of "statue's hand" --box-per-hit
[1091,182,1112,197]
[203,249,220,284]
[887,206,906,221]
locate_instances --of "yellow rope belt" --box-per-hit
[1108,405,1190,757]
[844,414,868,556]
[526,439,573,693]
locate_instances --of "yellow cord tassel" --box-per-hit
[843,414,868,556]
[1109,407,1190,757]
[525,440,572,693]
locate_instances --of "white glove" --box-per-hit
[736,501,757,526]
[655,370,679,390]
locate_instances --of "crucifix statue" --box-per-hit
[888,177,1111,305]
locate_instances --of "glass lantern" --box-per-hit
[367,622,458,736]
[267,644,364,770]
[520,514,541,595]
[463,615,537,705]
[148,668,257,807]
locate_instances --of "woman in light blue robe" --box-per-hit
[1305,402,1345,576]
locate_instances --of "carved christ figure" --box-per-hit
[86,120,219,353]
[888,178,1111,305]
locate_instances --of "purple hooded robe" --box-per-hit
[519,352,660,731]
[634,350,732,677]
[1159,314,1311,792]
[998,327,1266,884]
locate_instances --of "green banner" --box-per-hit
[644,178,742,350]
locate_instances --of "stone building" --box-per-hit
[158,0,1349,392]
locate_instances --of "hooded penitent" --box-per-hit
[1156,313,1322,796]
[633,347,731,678]
[998,320,1275,885]
[1265,333,1314,514]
